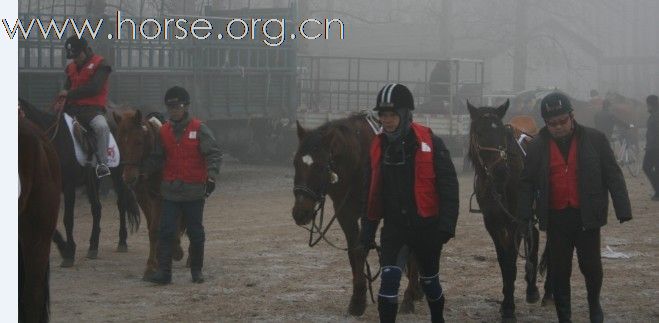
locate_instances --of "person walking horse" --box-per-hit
[517,92,632,323]
[59,35,113,178]
[145,86,223,284]
[643,94,659,201]
[359,83,459,323]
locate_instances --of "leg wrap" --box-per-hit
[378,266,403,303]
[420,273,443,302]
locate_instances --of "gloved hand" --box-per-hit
[360,218,378,250]
[205,178,216,197]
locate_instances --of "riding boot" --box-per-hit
[587,291,603,323]
[427,295,445,323]
[189,243,205,283]
[553,294,572,323]
[377,297,398,323]
[151,239,173,284]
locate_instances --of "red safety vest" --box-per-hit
[65,54,109,108]
[549,136,580,210]
[367,123,440,221]
[161,118,208,183]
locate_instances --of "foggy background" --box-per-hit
[19,0,659,100]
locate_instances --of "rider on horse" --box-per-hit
[360,84,459,323]
[59,35,112,178]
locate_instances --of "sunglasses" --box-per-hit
[166,103,187,110]
[546,115,572,128]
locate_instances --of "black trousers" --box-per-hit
[157,199,206,273]
[643,149,659,196]
[380,222,443,276]
[547,208,602,322]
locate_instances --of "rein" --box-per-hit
[46,96,66,142]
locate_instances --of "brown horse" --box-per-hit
[292,114,423,316]
[19,117,62,323]
[467,101,551,322]
[114,109,185,279]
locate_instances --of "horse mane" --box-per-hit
[299,113,366,153]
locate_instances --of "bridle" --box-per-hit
[294,151,351,250]
[119,121,156,181]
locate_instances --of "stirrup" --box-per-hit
[95,164,111,178]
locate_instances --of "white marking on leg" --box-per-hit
[302,155,314,166]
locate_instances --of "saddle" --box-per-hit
[63,113,121,168]
[71,119,97,163]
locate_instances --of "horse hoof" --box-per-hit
[142,271,156,281]
[60,258,74,268]
[526,289,540,304]
[347,297,366,316]
[541,295,554,307]
[86,249,98,259]
[501,316,517,323]
[116,244,128,253]
[399,300,415,314]
[172,246,184,261]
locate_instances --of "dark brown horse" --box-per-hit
[292,114,423,316]
[467,101,551,322]
[114,109,185,279]
[19,117,61,323]
[19,98,140,267]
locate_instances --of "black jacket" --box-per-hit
[516,123,632,231]
[363,129,459,238]
[647,109,659,151]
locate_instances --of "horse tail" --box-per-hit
[125,188,141,233]
[539,241,549,277]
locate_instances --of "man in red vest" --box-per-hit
[59,36,112,178]
[517,92,632,323]
[359,84,459,323]
[145,86,222,284]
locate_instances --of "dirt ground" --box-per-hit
[49,160,659,322]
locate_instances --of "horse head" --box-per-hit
[467,100,513,182]
[114,109,159,187]
[291,120,357,226]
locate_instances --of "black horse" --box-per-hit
[19,98,140,267]
[467,100,551,322]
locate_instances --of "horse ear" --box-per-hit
[134,109,143,125]
[296,120,306,140]
[497,99,510,119]
[467,100,478,118]
[112,111,122,125]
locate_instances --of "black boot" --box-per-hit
[554,294,572,323]
[189,243,205,283]
[428,296,445,323]
[152,238,173,285]
[588,295,603,323]
[377,297,398,323]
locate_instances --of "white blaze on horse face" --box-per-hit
[491,122,498,129]
[302,155,314,166]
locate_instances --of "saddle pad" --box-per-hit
[64,113,120,168]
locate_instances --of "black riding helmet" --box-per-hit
[64,35,88,59]
[540,92,573,119]
[374,83,415,113]
[164,86,190,108]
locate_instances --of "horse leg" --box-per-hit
[490,227,518,322]
[141,197,160,280]
[337,207,367,316]
[523,225,540,303]
[399,253,423,314]
[111,169,128,252]
[85,172,102,259]
[20,230,52,323]
[60,183,77,267]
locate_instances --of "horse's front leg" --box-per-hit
[522,224,540,303]
[110,167,128,252]
[60,181,77,267]
[142,196,160,280]
[487,221,518,323]
[400,253,424,314]
[85,171,102,259]
[336,202,367,316]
